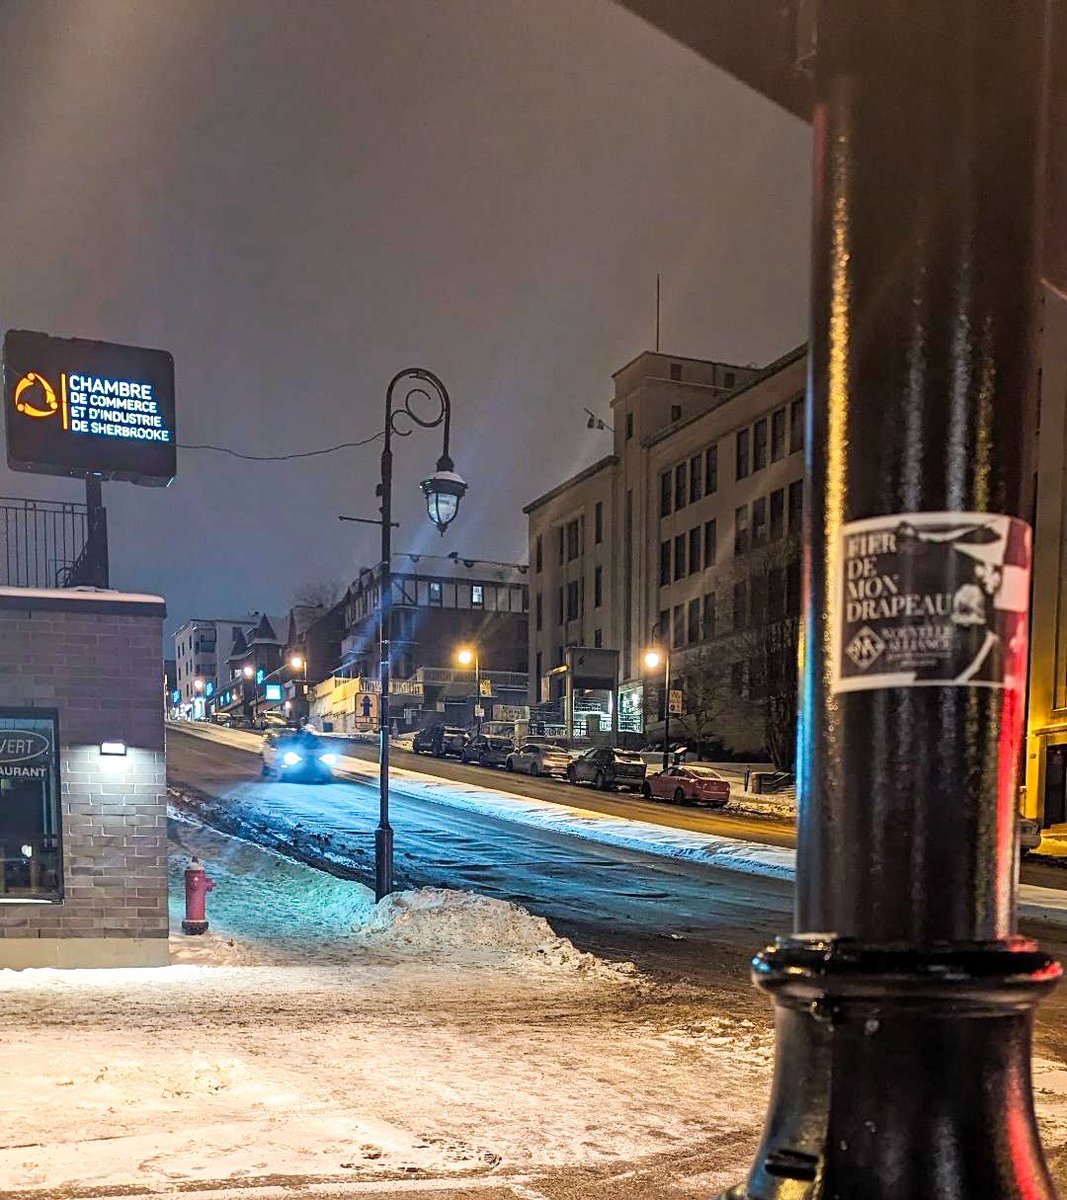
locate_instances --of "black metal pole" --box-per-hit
[661,650,671,772]
[83,476,108,589]
[375,429,394,903]
[721,3,1058,1198]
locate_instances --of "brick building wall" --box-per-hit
[0,589,168,968]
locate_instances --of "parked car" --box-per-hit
[261,727,337,782]
[460,734,514,768]
[412,724,469,758]
[505,739,572,777]
[643,764,731,807]
[255,712,290,731]
[567,746,647,791]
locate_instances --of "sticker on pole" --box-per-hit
[832,512,1031,694]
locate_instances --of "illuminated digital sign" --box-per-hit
[264,683,283,701]
[3,330,176,486]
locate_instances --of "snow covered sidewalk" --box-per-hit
[0,817,774,1198]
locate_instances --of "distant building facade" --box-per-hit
[525,347,805,749]
[172,614,260,715]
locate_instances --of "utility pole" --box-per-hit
[721,3,1059,1198]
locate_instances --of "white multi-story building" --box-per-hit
[172,614,261,715]
[525,346,805,749]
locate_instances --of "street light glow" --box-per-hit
[456,647,474,667]
[290,654,304,669]
[193,677,204,691]
[242,664,254,678]
[644,649,662,670]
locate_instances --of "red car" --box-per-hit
[642,764,731,807]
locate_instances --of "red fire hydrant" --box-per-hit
[181,855,214,935]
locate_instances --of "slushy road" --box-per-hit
[167,725,1067,1055]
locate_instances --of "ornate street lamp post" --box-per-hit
[456,646,481,732]
[721,4,1058,1198]
[376,369,467,901]
[642,633,671,773]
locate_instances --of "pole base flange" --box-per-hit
[715,936,1060,1200]
[181,919,208,935]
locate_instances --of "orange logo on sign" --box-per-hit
[13,372,58,418]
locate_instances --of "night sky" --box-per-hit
[0,0,810,637]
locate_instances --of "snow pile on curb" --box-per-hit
[356,887,632,976]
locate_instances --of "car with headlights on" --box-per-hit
[642,764,731,807]
[460,734,514,768]
[505,738,572,777]
[567,746,647,791]
[261,728,338,782]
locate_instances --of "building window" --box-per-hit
[557,526,565,565]
[704,518,717,566]
[535,592,543,631]
[749,574,767,625]
[731,660,746,697]
[567,580,579,621]
[688,526,701,575]
[753,418,768,471]
[594,628,603,648]
[736,428,750,479]
[689,454,702,503]
[535,535,543,573]
[594,565,603,608]
[660,471,672,518]
[705,443,718,495]
[752,495,767,547]
[771,408,786,461]
[658,609,670,643]
[671,404,682,422]
[660,541,671,587]
[790,395,805,454]
[702,592,716,639]
[735,504,750,555]
[429,581,443,606]
[770,488,785,540]
[724,370,736,390]
[787,558,802,615]
[557,587,564,626]
[672,605,685,649]
[675,463,687,510]
[535,651,542,682]
[566,519,580,561]
[670,362,682,382]
[674,534,687,582]
[626,412,634,440]
[471,584,484,608]
[788,479,803,534]
[733,581,748,631]
[687,598,701,645]
[594,501,604,544]
[768,566,785,619]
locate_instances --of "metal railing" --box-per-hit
[0,496,103,589]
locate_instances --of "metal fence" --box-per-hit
[0,496,103,589]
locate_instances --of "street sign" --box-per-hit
[669,689,684,715]
[479,677,493,697]
[3,330,176,486]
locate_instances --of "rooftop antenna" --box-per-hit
[656,273,661,352]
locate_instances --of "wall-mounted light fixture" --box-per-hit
[100,741,127,757]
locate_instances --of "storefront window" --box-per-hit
[0,709,62,902]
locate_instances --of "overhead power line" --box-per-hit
[177,431,384,461]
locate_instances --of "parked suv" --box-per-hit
[412,724,469,758]
[460,734,514,768]
[567,746,647,792]
[505,739,572,777]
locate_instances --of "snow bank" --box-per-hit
[169,812,631,976]
[356,887,632,976]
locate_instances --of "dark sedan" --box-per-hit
[566,746,647,792]
[460,734,514,768]
[412,724,469,758]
